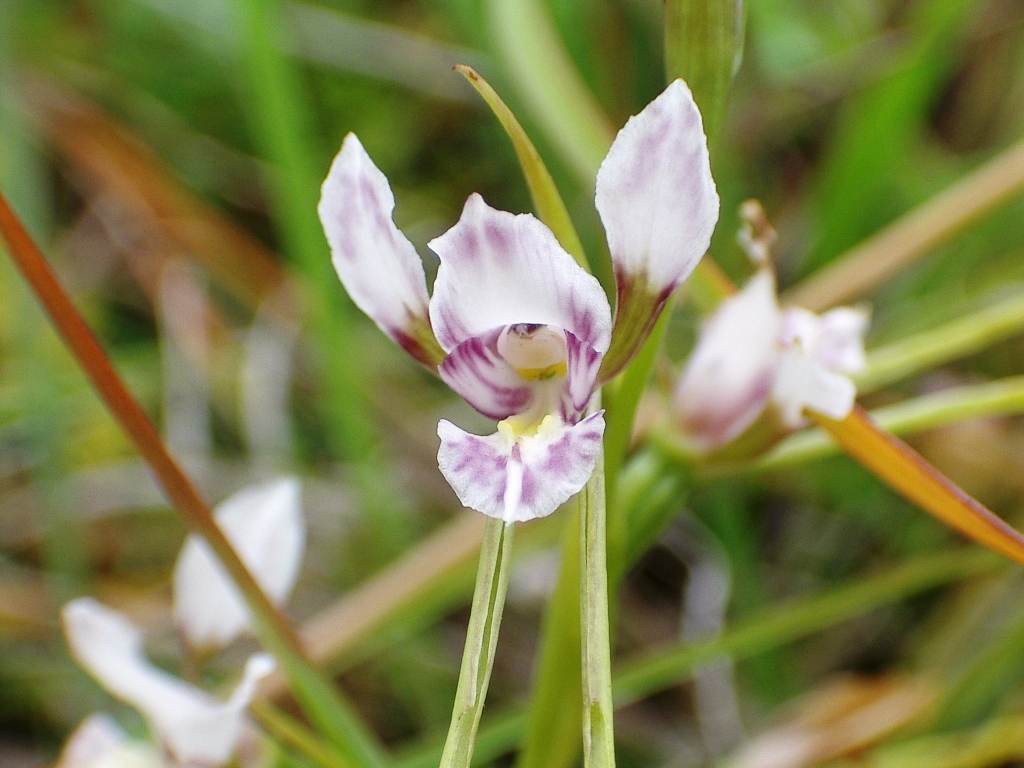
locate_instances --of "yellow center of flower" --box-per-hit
[497,324,568,381]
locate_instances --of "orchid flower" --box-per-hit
[319,79,719,523]
[173,477,304,651]
[62,599,273,767]
[674,268,869,454]
[61,479,304,767]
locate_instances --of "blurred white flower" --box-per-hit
[173,477,304,650]
[674,270,869,453]
[62,599,273,767]
[56,714,164,768]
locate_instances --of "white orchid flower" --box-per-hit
[674,269,869,453]
[62,599,274,768]
[56,714,165,768]
[173,477,304,651]
[319,79,719,523]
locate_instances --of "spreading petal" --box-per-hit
[62,599,274,767]
[319,134,441,366]
[596,79,719,293]
[782,305,869,374]
[674,270,782,451]
[772,349,857,427]
[428,194,611,354]
[595,80,719,377]
[438,328,533,421]
[57,714,165,768]
[437,412,605,523]
[174,478,304,651]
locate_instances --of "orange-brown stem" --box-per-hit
[813,406,1024,567]
[0,191,304,650]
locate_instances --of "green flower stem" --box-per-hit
[603,304,673,582]
[674,374,1024,477]
[515,510,583,768]
[857,289,1024,393]
[396,546,997,768]
[439,518,515,768]
[579,446,616,768]
[253,701,355,768]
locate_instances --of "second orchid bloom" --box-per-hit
[319,79,719,523]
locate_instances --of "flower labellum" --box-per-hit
[62,599,273,767]
[674,269,869,453]
[318,79,719,522]
[173,477,304,651]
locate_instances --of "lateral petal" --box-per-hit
[596,80,719,293]
[438,328,533,421]
[428,194,611,354]
[436,412,605,523]
[674,270,781,451]
[319,134,442,366]
[772,349,857,427]
[61,599,274,767]
[173,478,304,651]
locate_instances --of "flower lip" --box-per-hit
[497,324,568,380]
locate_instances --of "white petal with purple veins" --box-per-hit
[174,478,304,651]
[437,412,606,523]
[319,134,434,360]
[562,332,604,420]
[428,194,611,353]
[772,349,857,427]
[674,270,781,451]
[595,79,719,294]
[438,328,534,421]
[62,599,273,767]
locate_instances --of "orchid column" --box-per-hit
[318,78,719,767]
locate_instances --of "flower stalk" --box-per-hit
[439,518,515,768]
[579,443,616,768]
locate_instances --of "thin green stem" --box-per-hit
[579,447,616,768]
[857,289,1024,393]
[396,546,998,768]
[439,519,515,768]
[253,701,354,768]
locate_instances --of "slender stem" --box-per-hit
[857,289,1024,393]
[438,518,515,768]
[0,192,386,768]
[579,449,616,768]
[252,701,354,768]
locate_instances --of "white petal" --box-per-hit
[174,478,304,651]
[780,305,869,374]
[428,194,612,354]
[62,599,274,767]
[438,328,534,421]
[562,332,604,420]
[436,412,605,523]
[674,271,781,451]
[57,714,166,768]
[595,79,719,294]
[772,350,857,427]
[319,134,438,365]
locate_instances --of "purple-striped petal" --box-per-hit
[319,134,442,367]
[562,331,603,420]
[673,271,781,452]
[596,80,720,378]
[428,194,612,354]
[438,328,533,421]
[437,412,606,523]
